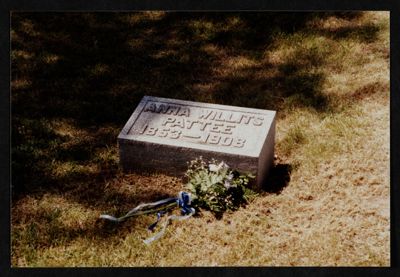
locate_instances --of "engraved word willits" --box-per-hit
[118,96,276,189]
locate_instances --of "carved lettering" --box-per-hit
[232,138,246,148]
[199,109,213,120]
[171,118,185,128]
[186,120,198,129]
[225,113,240,123]
[145,127,157,136]
[138,102,264,150]
[208,134,221,144]
[162,117,175,126]
[221,137,233,146]
[177,107,190,117]
[199,121,212,131]
[221,124,236,135]
[201,133,210,143]
[215,111,225,122]
[169,130,181,139]
[144,102,189,117]
[240,114,254,125]
[200,110,245,123]
[157,128,169,137]
[183,134,201,139]
[144,103,156,113]
[166,106,179,115]
[137,124,148,134]
[156,104,169,114]
[209,123,224,133]
[253,116,264,126]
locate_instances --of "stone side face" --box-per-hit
[119,139,258,176]
[256,117,276,187]
[118,96,276,189]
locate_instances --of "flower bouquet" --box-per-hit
[185,157,256,216]
[100,157,256,244]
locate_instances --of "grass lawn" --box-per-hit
[11,11,389,266]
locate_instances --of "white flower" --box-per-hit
[209,161,229,172]
[223,180,232,189]
[208,163,219,172]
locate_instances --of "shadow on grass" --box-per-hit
[12,174,183,250]
[212,59,329,113]
[262,163,292,194]
[11,11,378,210]
[12,206,150,250]
[315,23,382,43]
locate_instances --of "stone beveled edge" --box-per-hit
[118,95,276,158]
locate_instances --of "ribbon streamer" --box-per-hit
[147,211,166,231]
[143,212,194,245]
[99,191,195,244]
[99,197,177,222]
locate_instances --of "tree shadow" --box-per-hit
[11,12,389,257]
[212,59,329,113]
[315,23,381,43]
[11,12,368,126]
[11,11,377,205]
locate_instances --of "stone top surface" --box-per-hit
[118,96,276,157]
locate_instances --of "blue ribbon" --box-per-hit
[147,211,166,231]
[99,197,177,222]
[177,191,194,215]
[143,212,194,245]
[99,191,195,244]
[145,192,194,231]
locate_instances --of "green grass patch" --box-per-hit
[279,125,308,157]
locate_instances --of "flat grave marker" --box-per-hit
[118,96,276,188]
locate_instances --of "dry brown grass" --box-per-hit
[11,11,389,266]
